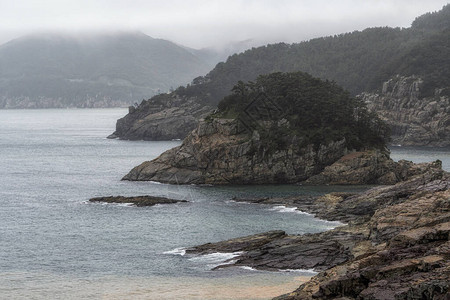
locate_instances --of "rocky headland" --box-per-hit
[108,94,213,140]
[361,75,450,147]
[123,117,439,185]
[122,72,405,185]
[89,195,187,207]
[187,166,450,299]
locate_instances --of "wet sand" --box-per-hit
[1,271,311,300]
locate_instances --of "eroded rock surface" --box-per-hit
[108,95,213,140]
[123,118,437,185]
[188,169,450,299]
[89,195,187,207]
[361,75,450,147]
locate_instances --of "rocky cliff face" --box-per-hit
[275,170,450,300]
[186,167,449,300]
[361,75,450,147]
[108,95,213,140]
[122,118,430,185]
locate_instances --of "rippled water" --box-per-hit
[0,109,448,299]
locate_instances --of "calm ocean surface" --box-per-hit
[0,109,449,300]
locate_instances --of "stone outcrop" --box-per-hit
[305,151,442,185]
[278,178,450,300]
[123,118,429,185]
[108,95,213,140]
[89,195,187,207]
[187,169,450,299]
[361,75,450,147]
[186,230,287,255]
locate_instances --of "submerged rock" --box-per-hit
[89,195,187,207]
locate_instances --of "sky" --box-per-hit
[0,0,448,49]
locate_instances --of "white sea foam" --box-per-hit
[269,205,311,215]
[87,201,135,207]
[278,268,318,275]
[239,266,257,271]
[117,203,134,207]
[188,252,244,264]
[187,252,244,269]
[163,247,186,256]
[226,199,253,205]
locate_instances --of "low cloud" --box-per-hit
[0,0,448,48]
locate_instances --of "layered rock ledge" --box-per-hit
[188,168,450,299]
[361,75,450,147]
[89,195,187,207]
[108,95,213,140]
[123,118,438,185]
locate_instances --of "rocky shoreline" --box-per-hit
[110,75,450,147]
[89,195,187,207]
[122,117,440,185]
[187,166,449,299]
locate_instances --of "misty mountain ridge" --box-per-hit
[0,31,213,108]
[172,4,450,107]
[183,39,267,66]
[110,4,450,142]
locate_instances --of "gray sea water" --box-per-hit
[0,109,449,300]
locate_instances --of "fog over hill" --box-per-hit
[0,31,214,108]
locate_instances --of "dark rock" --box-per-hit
[110,94,213,141]
[273,173,450,299]
[185,169,449,300]
[89,195,187,207]
[122,118,439,185]
[185,230,287,254]
[232,230,365,271]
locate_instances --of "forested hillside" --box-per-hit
[213,72,389,151]
[111,4,450,141]
[176,4,450,104]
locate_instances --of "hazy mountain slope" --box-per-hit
[0,31,211,108]
[112,4,449,141]
[179,4,450,106]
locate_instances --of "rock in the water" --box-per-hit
[89,195,187,207]
[186,230,287,254]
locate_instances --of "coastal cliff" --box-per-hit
[123,118,351,184]
[362,75,450,147]
[108,94,213,140]
[186,166,449,299]
[123,72,399,185]
[123,117,434,185]
[276,169,450,299]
